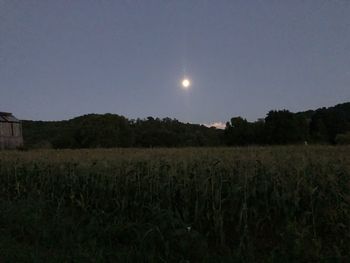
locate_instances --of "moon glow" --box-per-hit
[182,78,191,89]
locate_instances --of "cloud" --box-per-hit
[204,122,226,129]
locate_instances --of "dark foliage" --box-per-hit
[23,114,223,149]
[225,102,350,146]
[22,102,350,148]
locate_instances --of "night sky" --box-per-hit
[1,0,350,127]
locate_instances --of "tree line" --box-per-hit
[23,115,222,149]
[22,102,350,149]
[225,102,350,145]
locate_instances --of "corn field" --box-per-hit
[0,146,349,262]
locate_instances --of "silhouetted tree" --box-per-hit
[265,110,308,144]
[21,102,350,148]
[225,117,253,145]
[310,108,349,144]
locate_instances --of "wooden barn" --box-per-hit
[0,112,23,150]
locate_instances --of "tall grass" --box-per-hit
[0,146,349,262]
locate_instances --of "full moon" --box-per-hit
[182,78,191,89]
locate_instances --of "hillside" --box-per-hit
[22,102,350,148]
[22,115,223,149]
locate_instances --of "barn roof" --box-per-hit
[0,112,20,123]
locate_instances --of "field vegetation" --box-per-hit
[0,146,350,262]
